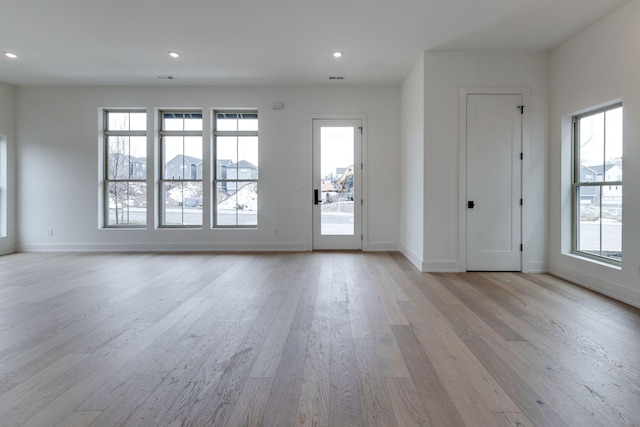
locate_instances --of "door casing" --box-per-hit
[310,114,367,251]
[458,87,530,272]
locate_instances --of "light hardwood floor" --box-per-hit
[0,251,638,426]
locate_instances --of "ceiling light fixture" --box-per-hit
[4,52,18,59]
[168,51,180,58]
[332,51,343,58]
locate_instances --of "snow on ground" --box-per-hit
[218,183,257,212]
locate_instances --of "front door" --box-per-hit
[466,94,522,271]
[312,119,362,250]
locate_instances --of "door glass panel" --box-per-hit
[320,127,354,235]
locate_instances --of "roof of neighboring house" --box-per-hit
[229,160,257,169]
[217,159,233,167]
[167,154,203,166]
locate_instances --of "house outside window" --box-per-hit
[213,111,258,227]
[160,111,203,227]
[104,110,147,227]
[573,103,622,263]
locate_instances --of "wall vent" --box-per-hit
[329,76,345,80]
[155,75,175,80]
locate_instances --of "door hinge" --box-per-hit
[358,126,363,134]
[520,244,523,252]
[360,198,363,206]
[361,162,363,170]
[520,152,523,160]
[517,105,524,114]
[361,234,363,241]
[520,198,523,206]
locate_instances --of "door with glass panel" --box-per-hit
[312,119,362,250]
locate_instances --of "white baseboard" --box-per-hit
[550,262,640,309]
[366,242,400,252]
[399,244,422,271]
[421,260,460,273]
[524,260,548,273]
[18,242,310,253]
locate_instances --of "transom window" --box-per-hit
[573,103,622,264]
[213,112,258,227]
[160,111,203,227]
[104,111,147,227]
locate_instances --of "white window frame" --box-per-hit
[103,110,147,228]
[213,110,258,228]
[572,102,623,265]
[159,110,203,228]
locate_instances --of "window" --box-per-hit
[104,111,147,227]
[213,111,258,227]
[160,111,203,227]
[573,103,622,263]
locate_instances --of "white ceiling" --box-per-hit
[0,0,629,86]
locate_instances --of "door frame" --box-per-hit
[309,114,368,251]
[458,87,530,272]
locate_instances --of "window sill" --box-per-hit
[566,251,622,271]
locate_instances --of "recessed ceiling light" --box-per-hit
[333,51,343,58]
[4,52,17,59]
[169,51,180,58]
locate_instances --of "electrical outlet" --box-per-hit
[47,228,54,237]
[272,228,279,236]
[298,185,306,192]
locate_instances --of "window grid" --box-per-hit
[159,111,203,227]
[104,110,147,227]
[572,103,622,264]
[213,111,258,228]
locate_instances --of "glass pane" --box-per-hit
[605,106,623,182]
[163,136,183,179]
[184,113,203,131]
[107,182,146,226]
[578,112,604,175]
[163,112,184,131]
[601,185,622,261]
[238,113,258,131]
[577,186,601,257]
[129,112,147,131]
[108,112,129,131]
[163,182,203,226]
[217,136,238,178]
[216,182,257,226]
[108,136,130,179]
[238,136,258,178]
[320,127,354,236]
[217,112,238,131]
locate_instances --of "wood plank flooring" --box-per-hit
[0,251,639,426]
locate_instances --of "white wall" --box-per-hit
[400,54,425,269]
[16,85,400,251]
[0,81,16,255]
[422,51,549,272]
[549,0,640,307]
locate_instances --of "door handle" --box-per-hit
[314,189,320,205]
[468,201,475,209]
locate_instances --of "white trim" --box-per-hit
[367,242,400,252]
[399,243,422,271]
[421,260,460,273]
[458,87,530,272]
[550,262,640,309]
[18,242,310,253]
[525,261,549,273]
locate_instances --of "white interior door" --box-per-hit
[466,94,522,271]
[312,119,362,250]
